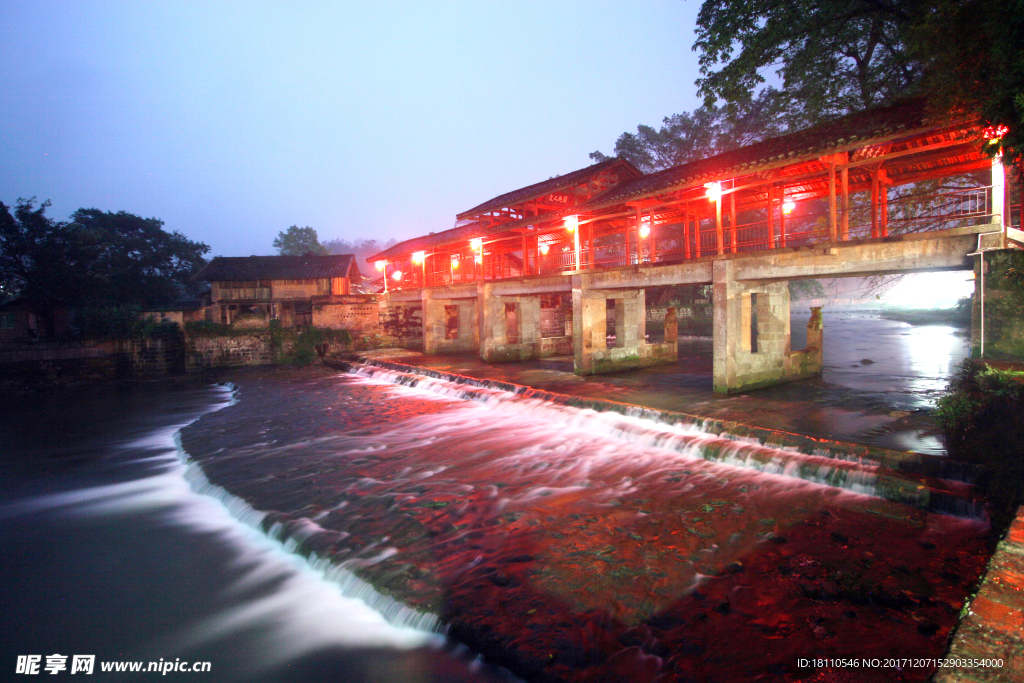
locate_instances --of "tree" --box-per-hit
[692,0,1024,176]
[67,208,210,306]
[0,198,209,334]
[693,0,921,130]
[908,0,1024,175]
[273,225,327,255]
[591,89,788,173]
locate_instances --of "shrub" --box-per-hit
[935,359,1024,527]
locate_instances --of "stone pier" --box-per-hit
[712,260,822,393]
[421,288,478,355]
[572,275,678,375]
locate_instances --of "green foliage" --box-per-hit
[691,0,1024,177]
[693,0,919,128]
[184,320,242,337]
[278,326,352,366]
[909,0,1024,176]
[935,360,1024,524]
[273,226,328,256]
[0,199,209,335]
[590,90,788,173]
[73,306,180,339]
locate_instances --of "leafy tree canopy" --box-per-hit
[693,0,1024,172]
[274,225,328,255]
[597,1,1022,176]
[0,198,209,314]
[591,89,788,173]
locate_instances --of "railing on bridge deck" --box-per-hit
[409,184,1001,289]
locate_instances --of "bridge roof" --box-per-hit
[370,98,984,265]
[456,158,640,220]
[577,99,956,212]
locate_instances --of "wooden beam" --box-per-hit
[768,185,776,249]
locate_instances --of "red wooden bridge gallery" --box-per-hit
[369,99,1020,290]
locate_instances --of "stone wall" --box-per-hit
[380,303,423,349]
[184,334,274,371]
[573,285,678,375]
[973,249,1024,359]
[311,296,382,337]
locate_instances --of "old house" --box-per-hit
[192,254,375,332]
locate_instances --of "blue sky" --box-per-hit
[1,1,704,257]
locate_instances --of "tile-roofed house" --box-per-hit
[192,254,360,282]
[192,254,369,328]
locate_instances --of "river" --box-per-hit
[0,310,981,682]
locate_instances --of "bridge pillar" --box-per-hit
[713,260,822,393]
[422,288,478,355]
[572,275,677,375]
[478,283,543,362]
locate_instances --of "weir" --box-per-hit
[371,100,1020,392]
[329,358,986,519]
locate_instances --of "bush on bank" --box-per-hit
[936,360,1024,526]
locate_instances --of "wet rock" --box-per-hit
[491,571,511,586]
[917,621,939,637]
[860,358,875,365]
[830,531,850,544]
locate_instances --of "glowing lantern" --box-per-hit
[704,181,722,202]
[475,254,483,264]
[564,215,578,232]
[782,199,796,215]
[639,222,651,238]
[983,124,1009,143]
[392,270,403,281]
[412,251,425,265]
[450,256,459,269]
[470,238,482,251]
[539,243,550,255]
[375,260,386,272]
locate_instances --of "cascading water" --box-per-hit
[341,361,983,518]
[171,365,990,683]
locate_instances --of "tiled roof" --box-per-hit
[367,222,486,263]
[579,98,953,211]
[456,158,641,219]
[192,254,361,282]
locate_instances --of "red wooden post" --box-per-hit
[715,195,724,255]
[729,189,737,252]
[768,184,776,249]
[828,156,838,241]
[871,168,879,238]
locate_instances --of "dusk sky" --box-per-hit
[1,1,705,258]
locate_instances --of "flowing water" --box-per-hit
[1,311,984,682]
[0,383,511,682]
